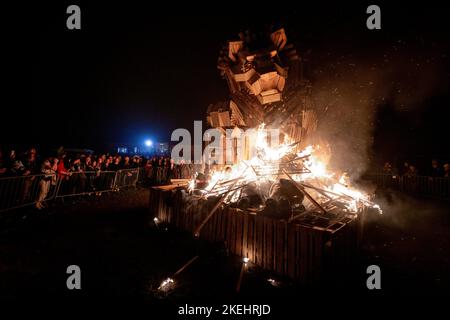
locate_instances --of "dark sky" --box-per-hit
[3,2,449,161]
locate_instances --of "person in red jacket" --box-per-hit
[57,154,70,181]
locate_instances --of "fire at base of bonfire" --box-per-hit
[188,124,382,224]
[158,277,175,292]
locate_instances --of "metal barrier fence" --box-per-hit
[0,168,142,213]
[113,168,139,190]
[137,167,147,185]
[364,173,450,200]
[0,174,58,212]
[55,170,118,198]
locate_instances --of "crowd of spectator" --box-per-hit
[0,147,145,178]
[0,147,211,183]
[0,147,203,209]
[381,159,450,178]
[0,147,150,209]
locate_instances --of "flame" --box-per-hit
[188,125,381,214]
[300,145,334,179]
[158,277,175,291]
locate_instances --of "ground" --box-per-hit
[0,186,449,305]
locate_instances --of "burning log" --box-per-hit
[282,169,327,214]
[157,255,199,293]
[174,255,199,276]
[194,166,250,237]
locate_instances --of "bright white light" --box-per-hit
[267,278,280,287]
[242,257,249,263]
[145,139,153,147]
[158,277,174,291]
[153,217,159,223]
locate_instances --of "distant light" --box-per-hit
[242,257,249,263]
[145,139,153,147]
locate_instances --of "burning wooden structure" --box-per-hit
[149,140,379,283]
[207,27,316,161]
[149,27,380,284]
[150,184,366,284]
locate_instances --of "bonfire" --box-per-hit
[188,124,381,236]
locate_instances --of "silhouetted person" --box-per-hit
[430,159,443,177]
[443,163,450,178]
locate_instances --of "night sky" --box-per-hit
[3,2,449,164]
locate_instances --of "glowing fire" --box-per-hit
[189,124,381,215]
[158,277,175,291]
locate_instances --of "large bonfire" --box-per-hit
[185,27,381,235]
[188,124,381,229]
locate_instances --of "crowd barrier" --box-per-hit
[0,168,141,213]
[364,173,450,200]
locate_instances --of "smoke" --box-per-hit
[307,41,448,179]
[368,190,446,229]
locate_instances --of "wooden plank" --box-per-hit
[166,195,171,224]
[247,213,255,262]
[242,213,248,259]
[159,190,163,215]
[263,218,268,269]
[299,227,308,283]
[235,211,243,257]
[231,210,237,254]
[167,206,172,225]
[275,220,286,275]
[221,208,228,243]
[225,208,232,252]
[149,189,155,218]
[313,230,322,283]
[183,201,188,232]
[214,207,220,240]
[217,208,224,241]
[255,215,264,266]
[211,206,219,241]
[283,220,288,276]
[254,215,259,265]
[173,190,180,224]
[188,202,194,233]
[163,190,168,222]
[307,229,314,284]
[308,230,314,284]
[294,225,300,281]
[264,218,273,271]
[179,197,184,227]
[287,223,296,279]
[205,204,212,241]
[209,212,214,240]
[156,190,161,220]
[185,201,190,232]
